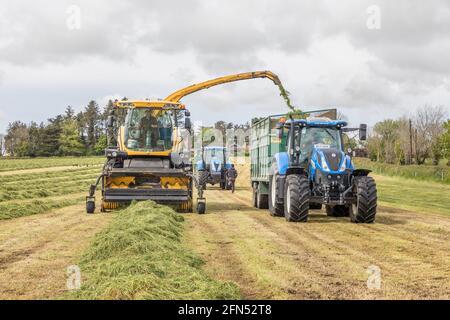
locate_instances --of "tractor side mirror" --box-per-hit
[107,116,115,128]
[185,117,192,130]
[359,124,367,141]
[275,122,284,139]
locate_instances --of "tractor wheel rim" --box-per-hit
[271,175,276,207]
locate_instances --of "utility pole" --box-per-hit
[409,119,413,165]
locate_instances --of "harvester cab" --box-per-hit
[269,117,377,223]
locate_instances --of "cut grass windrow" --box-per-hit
[1,166,101,184]
[0,195,84,220]
[67,201,241,300]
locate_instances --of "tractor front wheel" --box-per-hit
[284,175,309,222]
[350,176,377,223]
[268,174,284,217]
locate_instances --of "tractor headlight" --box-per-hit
[339,159,346,172]
[321,155,330,172]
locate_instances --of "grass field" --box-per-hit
[0,156,449,299]
[0,156,103,172]
[354,158,450,184]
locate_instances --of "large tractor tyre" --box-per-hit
[257,192,269,209]
[86,201,95,214]
[326,205,350,217]
[268,174,284,217]
[198,171,209,190]
[284,175,310,222]
[197,201,206,214]
[350,176,377,223]
[310,203,323,210]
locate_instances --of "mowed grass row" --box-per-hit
[67,201,241,300]
[0,164,102,220]
[0,168,101,202]
[1,166,100,184]
[0,195,85,220]
[0,156,104,172]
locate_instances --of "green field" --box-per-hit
[0,156,104,172]
[354,158,450,184]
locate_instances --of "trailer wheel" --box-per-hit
[257,192,269,209]
[86,201,95,214]
[326,205,350,217]
[197,201,206,214]
[350,176,377,223]
[252,185,258,208]
[284,175,309,222]
[268,174,284,216]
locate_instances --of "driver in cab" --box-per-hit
[139,109,159,148]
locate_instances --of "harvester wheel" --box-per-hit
[268,174,284,216]
[86,201,95,214]
[284,174,309,222]
[197,201,206,214]
[326,205,350,217]
[350,176,377,223]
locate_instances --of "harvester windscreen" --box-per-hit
[125,108,173,151]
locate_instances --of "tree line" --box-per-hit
[367,106,450,166]
[2,100,114,157]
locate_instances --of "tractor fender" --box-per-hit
[352,169,372,177]
[272,152,289,175]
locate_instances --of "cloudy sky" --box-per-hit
[0,0,449,132]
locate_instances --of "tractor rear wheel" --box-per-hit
[198,171,209,190]
[268,174,284,216]
[284,174,309,222]
[350,176,377,223]
[326,205,350,217]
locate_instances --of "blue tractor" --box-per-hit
[196,146,233,190]
[251,116,377,223]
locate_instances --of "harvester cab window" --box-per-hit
[125,108,173,151]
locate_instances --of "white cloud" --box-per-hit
[0,0,449,132]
